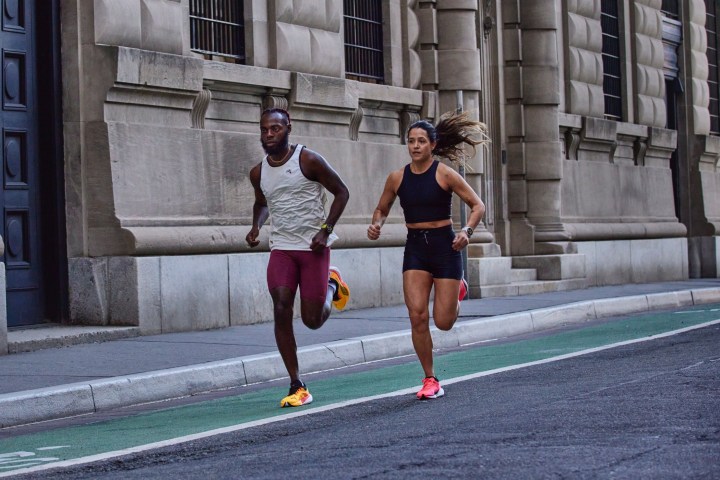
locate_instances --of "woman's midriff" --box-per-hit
[405,219,452,230]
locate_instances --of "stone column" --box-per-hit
[504,1,569,255]
[680,0,720,277]
[422,0,496,247]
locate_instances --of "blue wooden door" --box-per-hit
[1,0,44,326]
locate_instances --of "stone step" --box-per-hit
[471,278,588,299]
[511,254,586,280]
[7,325,140,354]
[510,268,537,283]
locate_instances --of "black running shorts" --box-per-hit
[402,225,463,279]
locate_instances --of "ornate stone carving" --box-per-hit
[563,127,581,160]
[262,95,289,112]
[400,110,420,144]
[191,89,212,129]
[633,137,648,166]
[349,106,364,141]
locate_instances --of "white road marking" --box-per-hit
[1,318,718,478]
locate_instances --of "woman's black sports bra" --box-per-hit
[397,161,452,223]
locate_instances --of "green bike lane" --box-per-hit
[1,303,719,476]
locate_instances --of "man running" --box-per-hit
[245,108,350,407]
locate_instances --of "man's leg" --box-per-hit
[267,250,302,382]
[297,248,335,330]
[268,251,314,407]
[270,286,301,382]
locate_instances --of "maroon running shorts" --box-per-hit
[267,248,330,302]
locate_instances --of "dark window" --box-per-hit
[344,0,384,83]
[190,0,245,63]
[661,0,679,19]
[706,0,719,134]
[601,0,623,121]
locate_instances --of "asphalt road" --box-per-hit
[9,317,720,479]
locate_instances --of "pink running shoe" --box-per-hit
[459,278,468,301]
[416,376,445,399]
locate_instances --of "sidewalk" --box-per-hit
[2,279,720,429]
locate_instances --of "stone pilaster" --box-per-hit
[505,0,569,254]
[431,0,495,245]
[564,0,604,117]
[688,0,711,135]
[631,0,666,127]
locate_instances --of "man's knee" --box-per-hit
[300,302,328,330]
[302,317,323,330]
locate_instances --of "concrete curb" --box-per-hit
[1,287,719,428]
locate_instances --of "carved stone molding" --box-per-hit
[633,137,648,166]
[349,106,364,141]
[563,127,581,160]
[262,95,289,112]
[608,140,618,164]
[400,110,421,144]
[533,221,571,242]
[191,89,212,129]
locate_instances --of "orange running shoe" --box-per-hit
[329,266,350,310]
[280,383,313,407]
[416,376,445,399]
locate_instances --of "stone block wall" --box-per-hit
[270,0,343,77]
[560,113,683,241]
[577,238,688,286]
[69,247,404,333]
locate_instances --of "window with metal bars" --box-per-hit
[661,0,679,19]
[344,0,384,84]
[706,0,720,134]
[601,0,623,121]
[190,0,245,63]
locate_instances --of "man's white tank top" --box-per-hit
[260,144,338,250]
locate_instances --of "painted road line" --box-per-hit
[1,309,719,477]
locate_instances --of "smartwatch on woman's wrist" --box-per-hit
[461,226,473,237]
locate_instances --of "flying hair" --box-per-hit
[408,111,490,168]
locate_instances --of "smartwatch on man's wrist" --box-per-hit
[462,226,474,238]
[321,223,334,234]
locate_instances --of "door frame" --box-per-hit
[32,0,67,324]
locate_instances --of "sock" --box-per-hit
[328,280,338,299]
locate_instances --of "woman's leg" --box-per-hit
[432,277,463,331]
[403,269,435,377]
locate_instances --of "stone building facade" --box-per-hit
[0,0,718,352]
